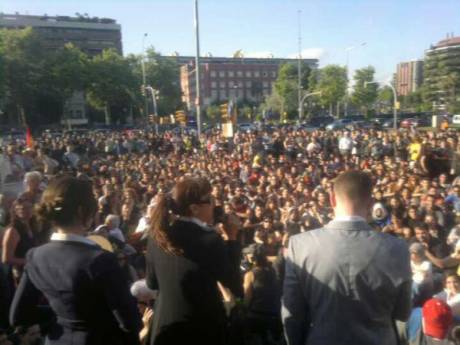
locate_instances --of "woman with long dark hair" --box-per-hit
[10,176,141,345]
[2,197,37,283]
[146,176,242,345]
[243,245,282,344]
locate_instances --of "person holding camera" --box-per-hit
[145,176,243,345]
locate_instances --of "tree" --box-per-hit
[350,66,378,117]
[37,43,90,124]
[261,89,283,117]
[241,105,253,121]
[314,65,347,116]
[402,88,426,112]
[274,62,312,118]
[205,105,220,124]
[0,28,46,125]
[86,49,137,125]
[377,86,394,113]
[143,49,182,116]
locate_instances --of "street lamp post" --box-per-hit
[141,33,148,123]
[299,91,322,121]
[297,9,302,121]
[146,86,159,135]
[365,81,398,130]
[194,0,202,136]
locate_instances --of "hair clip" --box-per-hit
[54,207,62,211]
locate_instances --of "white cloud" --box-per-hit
[244,51,275,58]
[287,47,326,60]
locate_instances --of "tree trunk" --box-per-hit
[104,104,111,125]
[18,105,27,126]
[329,103,333,117]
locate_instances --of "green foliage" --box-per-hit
[86,49,137,124]
[205,105,220,123]
[241,105,253,121]
[314,65,347,112]
[0,28,46,125]
[274,62,312,116]
[0,28,183,126]
[261,88,283,115]
[143,49,182,115]
[350,66,378,117]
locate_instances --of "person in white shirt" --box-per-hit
[338,131,353,155]
[410,242,434,302]
[435,273,460,320]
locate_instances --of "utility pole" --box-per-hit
[141,33,148,123]
[194,0,202,136]
[297,10,302,121]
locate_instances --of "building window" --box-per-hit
[211,90,218,99]
[245,71,252,78]
[237,71,243,77]
[229,81,235,88]
[238,81,244,88]
[211,81,217,88]
[263,81,269,88]
[254,71,260,77]
[219,71,226,77]
[220,91,227,100]
[246,81,252,88]
[263,89,270,96]
[228,71,234,77]
[220,81,226,88]
[271,71,277,78]
[262,71,268,77]
[210,71,216,77]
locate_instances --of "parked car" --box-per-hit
[452,115,460,125]
[237,123,256,132]
[400,117,431,129]
[325,118,354,130]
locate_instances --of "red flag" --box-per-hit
[26,127,34,148]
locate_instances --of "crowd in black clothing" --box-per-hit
[1,124,460,344]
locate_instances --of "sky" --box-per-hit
[2,0,460,83]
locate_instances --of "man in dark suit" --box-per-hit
[282,170,412,345]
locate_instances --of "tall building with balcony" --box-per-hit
[0,13,123,125]
[395,60,424,96]
[176,56,318,110]
[424,34,460,113]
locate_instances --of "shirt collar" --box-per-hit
[334,215,367,222]
[51,232,98,246]
[179,216,214,232]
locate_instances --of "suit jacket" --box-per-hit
[146,219,243,345]
[282,220,412,345]
[10,237,142,345]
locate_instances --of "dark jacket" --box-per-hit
[146,219,242,345]
[10,238,142,345]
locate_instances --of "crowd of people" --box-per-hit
[0,123,460,344]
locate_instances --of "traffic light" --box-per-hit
[175,110,187,125]
[220,103,229,122]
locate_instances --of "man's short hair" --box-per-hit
[333,170,373,205]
